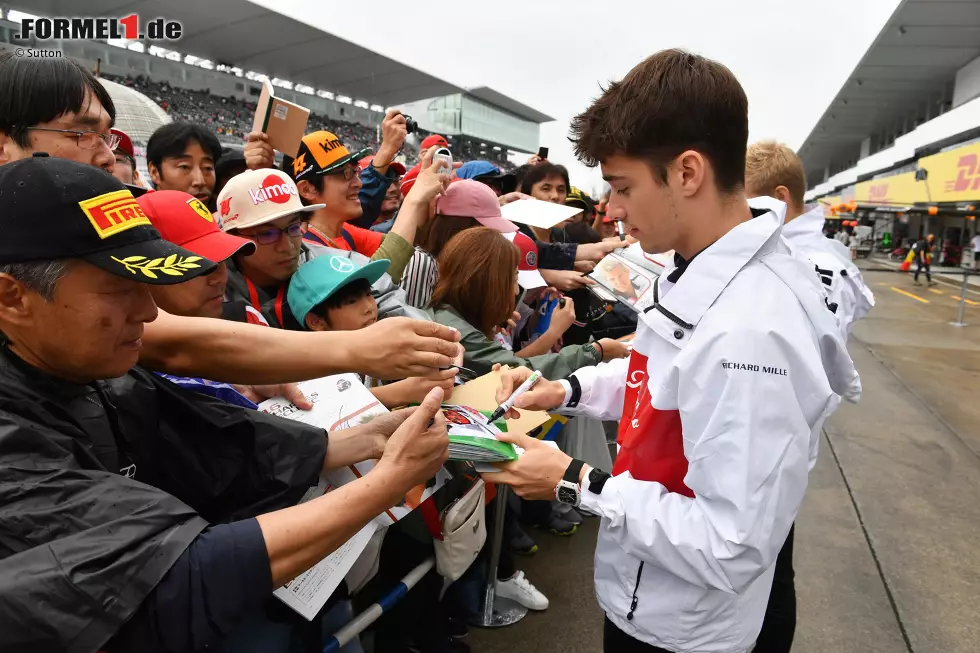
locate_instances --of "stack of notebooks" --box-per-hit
[443,404,518,463]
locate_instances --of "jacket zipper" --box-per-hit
[626,561,644,621]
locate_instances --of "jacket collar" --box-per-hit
[781,205,825,241]
[649,199,787,329]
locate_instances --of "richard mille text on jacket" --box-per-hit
[721,361,788,376]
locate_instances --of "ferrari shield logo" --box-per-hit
[186,197,214,222]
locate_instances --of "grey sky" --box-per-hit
[256,0,900,195]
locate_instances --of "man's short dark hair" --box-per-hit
[570,49,749,193]
[520,162,568,195]
[146,122,222,173]
[0,52,116,148]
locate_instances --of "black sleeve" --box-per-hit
[537,241,578,270]
[108,370,327,524]
[110,518,272,653]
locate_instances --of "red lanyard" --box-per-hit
[305,224,343,249]
[245,277,285,328]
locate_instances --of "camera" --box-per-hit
[404,115,418,135]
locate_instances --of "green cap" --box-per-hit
[288,255,390,328]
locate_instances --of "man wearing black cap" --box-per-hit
[0,155,450,652]
[0,52,464,398]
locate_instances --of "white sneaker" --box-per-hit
[495,571,549,610]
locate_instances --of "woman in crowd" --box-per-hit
[401,179,520,308]
[429,228,628,385]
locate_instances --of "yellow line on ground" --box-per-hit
[877,281,889,286]
[929,288,945,294]
[952,295,980,306]
[891,286,930,303]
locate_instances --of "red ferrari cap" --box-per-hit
[137,190,255,262]
[420,134,449,150]
[111,128,135,160]
[400,164,421,195]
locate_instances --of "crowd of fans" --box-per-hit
[103,73,393,155]
[0,49,871,653]
[0,53,638,653]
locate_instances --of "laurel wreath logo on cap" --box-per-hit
[111,254,204,279]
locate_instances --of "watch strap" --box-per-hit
[563,458,585,485]
[565,375,582,408]
[587,468,611,495]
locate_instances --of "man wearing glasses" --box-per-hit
[217,168,324,329]
[288,130,392,256]
[0,52,118,170]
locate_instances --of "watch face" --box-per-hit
[557,485,579,506]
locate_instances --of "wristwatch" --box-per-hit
[556,459,585,506]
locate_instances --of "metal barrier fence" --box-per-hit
[322,485,524,652]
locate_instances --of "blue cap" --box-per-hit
[288,255,390,328]
[456,160,503,180]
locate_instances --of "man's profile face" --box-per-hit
[0,261,158,382]
[112,153,135,185]
[150,139,216,203]
[0,88,115,172]
[150,261,229,319]
[603,154,678,254]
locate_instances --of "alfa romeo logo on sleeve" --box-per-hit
[526,251,537,268]
[330,256,355,273]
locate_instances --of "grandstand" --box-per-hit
[0,2,549,171]
[799,0,980,260]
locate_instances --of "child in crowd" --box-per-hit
[288,255,456,408]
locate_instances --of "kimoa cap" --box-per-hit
[503,231,547,290]
[286,130,372,183]
[435,179,518,233]
[288,254,390,328]
[0,154,217,284]
[217,168,325,232]
[137,190,255,262]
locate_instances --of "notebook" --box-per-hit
[252,78,310,158]
[443,404,519,463]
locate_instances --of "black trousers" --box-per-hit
[603,618,672,652]
[754,524,796,653]
[914,258,932,282]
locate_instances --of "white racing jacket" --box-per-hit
[560,202,862,652]
[781,204,875,338]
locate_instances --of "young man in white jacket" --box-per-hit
[484,49,862,653]
[745,141,875,340]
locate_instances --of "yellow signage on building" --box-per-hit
[853,171,921,206]
[919,140,980,203]
[819,195,841,218]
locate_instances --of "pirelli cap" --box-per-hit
[286,130,371,183]
[0,154,217,284]
[217,168,324,232]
